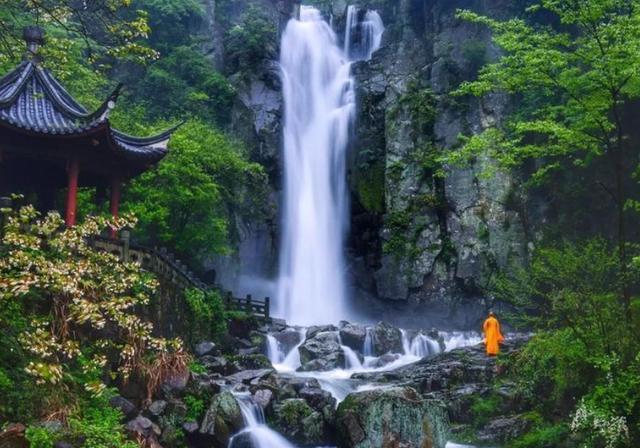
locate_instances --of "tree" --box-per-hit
[0,0,157,68]
[452,0,640,318]
[0,205,187,419]
[122,119,268,267]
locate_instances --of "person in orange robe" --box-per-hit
[483,311,505,356]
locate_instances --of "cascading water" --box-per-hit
[363,327,374,357]
[276,5,384,326]
[277,6,355,325]
[344,5,385,61]
[228,393,296,448]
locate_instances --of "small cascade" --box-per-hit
[228,393,296,448]
[266,334,285,364]
[344,5,385,61]
[409,333,440,358]
[363,327,374,357]
[442,331,483,351]
[401,329,442,358]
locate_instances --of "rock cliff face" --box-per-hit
[202,0,536,325]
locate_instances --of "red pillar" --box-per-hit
[109,177,121,238]
[65,158,79,227]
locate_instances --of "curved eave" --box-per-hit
[0,113,107,137]
[108,123,181,165]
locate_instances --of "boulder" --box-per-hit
[252,389,274,410]
[336,387,449,448]
[371,322,403,355]
[272,399,331,446]
[148,400,168,417]
[200,355,236,375]
[109,396,137,419]
[476,414,532,444]
[225,368,274,385]
[195,341,218,357]
[199,391,244,447]
[229,354,273,371]
[339,322,367,352]
[306,324,338,339]
[298,331,345,371]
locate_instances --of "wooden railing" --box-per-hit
[88,233,271,321]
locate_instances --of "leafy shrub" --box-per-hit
[185,288,227,343]
[25,426,58,448]
[224,6,277,73]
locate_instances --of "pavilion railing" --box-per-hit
[88,233,271,321]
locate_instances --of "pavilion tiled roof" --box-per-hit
[0,51,177,166]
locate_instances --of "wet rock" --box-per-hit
[299,331,345,371]
[272,399,332,446]
[339,322,367,351]
[229,354,272,371]
[182,421,199,433]
[226,368,274,385]
[148,400,168,417]
[477,414,532,443]
[53,442,72,448]
[336,387,449,448]
[199,391,244,447]
[271,328,305,354]
[371,322,403,355]
[306,324,338,339]
[298,386,336,413]
[109,395,138,419]
[238,347,260,355]
[252,389,274,410]
[195,341,217,357]
[200,355,235,375]
[127,416,154,438]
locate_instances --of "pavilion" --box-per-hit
[0,26,177,228]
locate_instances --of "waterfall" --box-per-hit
[338,334,363,370]
[229,393,296,448]
[277,6,355,325]
[363,327,374,357]
[266,334,284,364]
[344,5,385,61]
[401,329,442,358]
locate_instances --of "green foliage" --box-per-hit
[25,426,57,448]
[133,46,236,125]
[135,0,205,51]
[185,288,227,343]
[184,393,207,421]
[224,6,277,73]
[124,120,268,266]
[470,393,502,427]
[68,394,138,448]
[511,421,569,448]
[0,206,185,421]
[355,162,386,213]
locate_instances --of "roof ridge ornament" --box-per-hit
[23,26,45,62]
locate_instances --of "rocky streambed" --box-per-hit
[109,321,529,448]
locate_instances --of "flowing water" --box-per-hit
[276,4,384,326]
[229,392,297,448]
[277,6,355,325]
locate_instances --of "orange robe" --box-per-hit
[483,316,504,356]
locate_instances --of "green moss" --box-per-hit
[278,399,313,427]
[356,162,386,213]
[470,393,503,427]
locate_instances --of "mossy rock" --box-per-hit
[336,387,449,448]
[271,398,328,445]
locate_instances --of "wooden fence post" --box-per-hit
[0,196,11,238]
[121,229,130,262]
[265,297,270,320]
[245,294,252,313]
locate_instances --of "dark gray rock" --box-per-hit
[148,400,167,416]
[371,322,402,355]
[336,387,449,448]
[195,341,217,357]
[477,414,533,443]
[226,368,275,385]
[182,421,199,433]
[200,355,235,375]
[306,325,338,339]
[339,322,367,351]
[272,399,332,446]
[199,391,244,447]
[299,331,345,371]
[252,388,274,410]
[108,395,138,419]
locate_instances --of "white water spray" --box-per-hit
[344,5,385,61]
[229,393,296,448]
[277,6,355,325]
[277,6,384,326]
